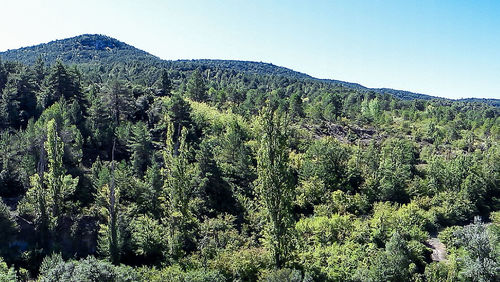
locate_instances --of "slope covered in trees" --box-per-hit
[2,34,499,105]
[0,36,499,281]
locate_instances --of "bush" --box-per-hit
[136,265,226,282]
[260,268,311,282]
[39,256,139,282]
[0,257,16,282]
[211,247,270,281]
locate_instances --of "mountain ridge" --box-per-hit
[1,34,498,105]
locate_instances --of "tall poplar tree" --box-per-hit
[19,119,78,246]
[162,121,199,258]
[97,141,122,264]
[256,107,294,268]
[45,119,79,220]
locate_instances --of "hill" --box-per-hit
[1,34,498,104]
[0,34,158,65]
[0,34,499,281]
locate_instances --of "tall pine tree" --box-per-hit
[0,76,20,129]
[187,68,207,102]
[160,69,172,97]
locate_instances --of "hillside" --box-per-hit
[1,34,498,104]
[0,34,499,281]
[0,34,158,65]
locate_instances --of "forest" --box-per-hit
[0,35,499,281]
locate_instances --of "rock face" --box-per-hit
[427,237,447,262]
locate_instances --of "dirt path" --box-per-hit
[427,237,447,262]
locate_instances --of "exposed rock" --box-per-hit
[426,237,448,262]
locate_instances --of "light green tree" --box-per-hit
[45,119,78,219]
[162,121,199,259]
[0,257,17,282]
[256,107,294,268]
[97,141,122,265]
[19,119,78,245]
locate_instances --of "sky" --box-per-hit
[1,0,499,99]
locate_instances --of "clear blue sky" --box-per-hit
[1,0,499,99]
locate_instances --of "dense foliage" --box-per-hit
[0,36,499,281]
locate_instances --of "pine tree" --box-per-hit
[256,107,294,268]
[104,80,134,125]
[33,56,46,86]
[289,92,304,120]
[382,232,411,281]
[187,68,207,102]
[160,69,172,97]
[220,119,254,193]
[128,121,152,177]
[0,76,20,129]
[46,60,80,105]
[86,84,113,148]
[0,58,7,93]
[142,161,163,218]
[165,93,192,144]
[17,69,38,125]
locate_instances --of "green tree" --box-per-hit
[187,68,207,102]
[97,142,122,264]
[104,80,134,125]
[130,214,165,262]
[166,93,192,127]
[256,107,294,268]
[0,58,7,93]
[0,76,20,129]
[196,138,235,215]
[45,119,78,220]
[128,122,152,177]
[45,60,81,106]
[322,92,342,121]
[162,122,199,259]
[377,138,416,202]
[18,119,78,246]
[38,256,138,282]
[20,155,52,247]
[455,218,500,282]
[160,69,172,96]
[218,119,255,196]
[288,92,304,121]
[140,162,163,218]
[383,232,412,281]
[0,257,16,282]
[16,69,38,125]
[33,56,46,85]
[0,200,18,256]
[86,84,113,148]
[300,137,349,192]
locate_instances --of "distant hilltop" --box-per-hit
[1,34,498,106]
